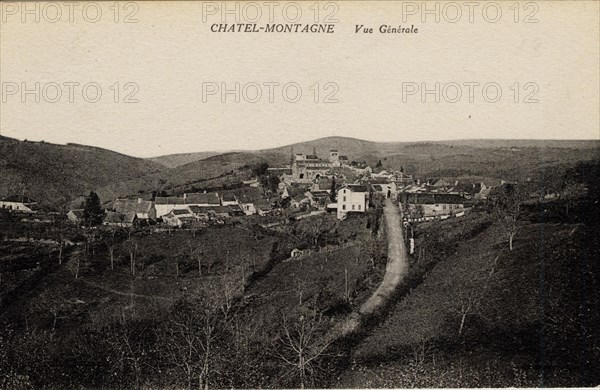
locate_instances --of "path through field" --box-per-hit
[79,279,174,302]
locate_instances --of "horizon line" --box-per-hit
[1,133,599,160]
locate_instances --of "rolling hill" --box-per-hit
[0,136,165,208]
[3,135,598,209]
[95,152,268,204]
[151,136,600,170]
[148,151,227,168]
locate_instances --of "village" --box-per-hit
[0,148,520,230]
[0,144,597,389]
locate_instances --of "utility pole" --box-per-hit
[344,268,349,302]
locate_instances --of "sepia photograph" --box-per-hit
[0,1,599,388]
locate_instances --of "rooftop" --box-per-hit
[184,192,220,205]
[1,195,37,203]
[405,193,465,205]
[112,198,153,214]
[155,196,185,205]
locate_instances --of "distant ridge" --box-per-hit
[150,136,600,167]
[2,134,598,208]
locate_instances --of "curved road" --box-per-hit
[358,198,409,316]
[334,198,409,337]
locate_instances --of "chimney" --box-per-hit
[137,198,142,204]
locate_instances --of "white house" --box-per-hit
[155,196,188,218]
[401,193,466,220]
[336,184,369,219]
[0,195,38,213]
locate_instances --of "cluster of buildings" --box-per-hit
[2,148,516,228]
[73,186,274,228]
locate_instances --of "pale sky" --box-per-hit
[1,1,598,157]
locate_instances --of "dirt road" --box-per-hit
[333,198,409,337]
[358,198,409,316]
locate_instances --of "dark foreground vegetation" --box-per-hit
[0,208,387,389]
[0,158,598,389]
[336,163,600,388]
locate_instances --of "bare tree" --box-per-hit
[298,216,337,249]
[447,251,503,336]
[67,253,81,279]
[158,297,221,390]
[106,242,116,271]
[220,262,247,316]
[188,240,203,276]
[494,185,523,251]
[273,306,335,389]
[125,239,138,276]
[31,289,70,331]
[105,229,118,271]
[56,238,65,265]
[105,321,149,389]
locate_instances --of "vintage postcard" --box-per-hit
[0,1,598,388]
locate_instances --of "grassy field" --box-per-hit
[336,201,600,387]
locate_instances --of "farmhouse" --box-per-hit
[111,198,157,221]
[233,187,265,215]
[188,206,211,221]
[184,192,221,207]
[221,193,239,206]
[306,189,330,206]
[155,196,187,218]
[337,184,369,219]
[402,192,465,219]
[0,195,38,213]
[203,205,242,219]
[255,200,273,216]
[290,194,310,209]
[103,211,137,227]
[66,209,84,225]
[163,208,195,227]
